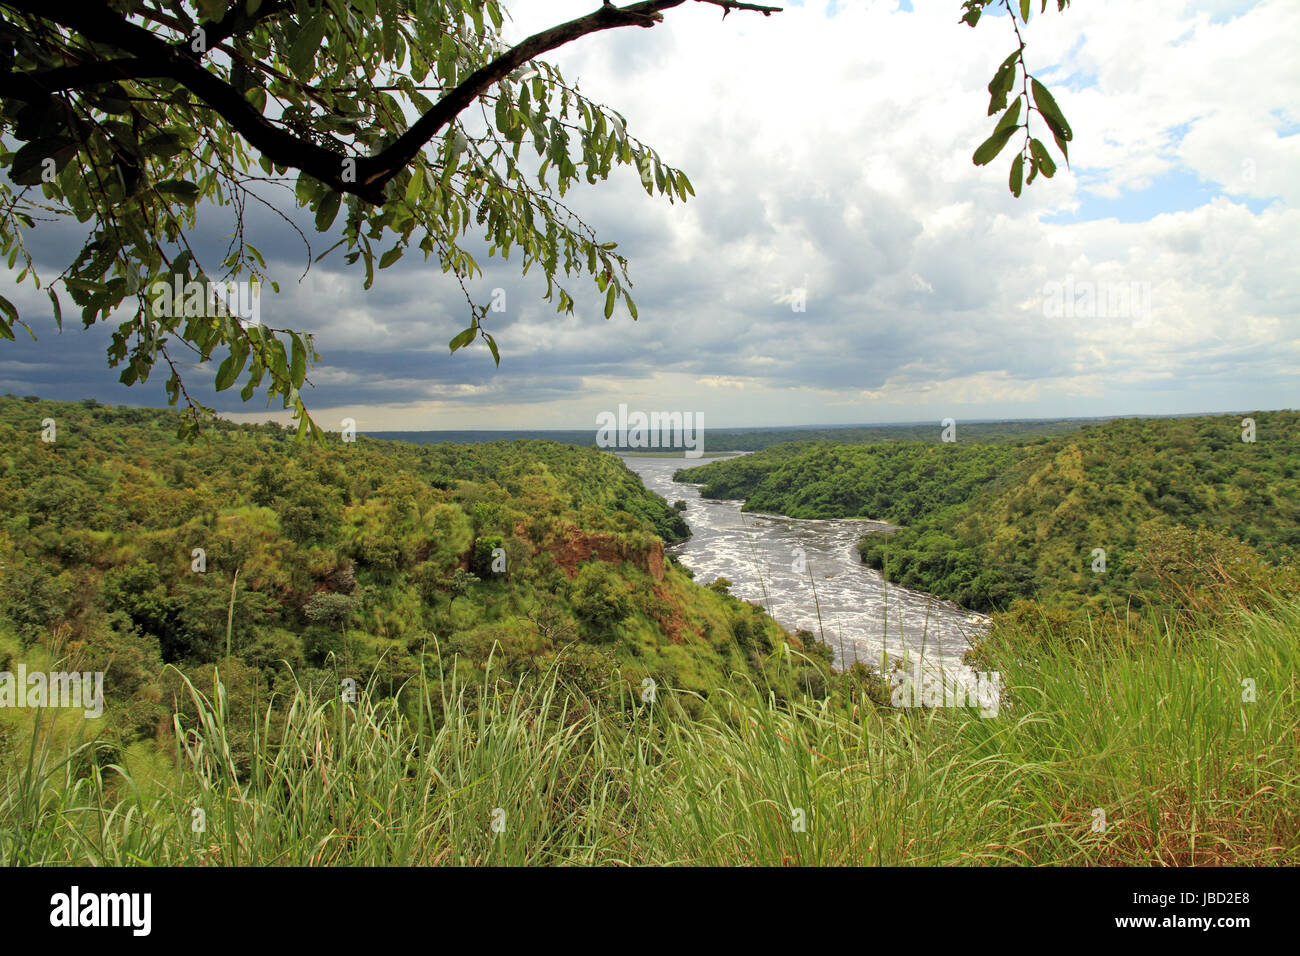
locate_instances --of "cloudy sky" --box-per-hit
[3,0,1297,431]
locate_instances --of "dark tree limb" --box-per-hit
[9,1,292,93]
[1,0,780,205]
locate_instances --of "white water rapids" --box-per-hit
[622,454,990,680]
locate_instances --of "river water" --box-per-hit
[621,455,988,678]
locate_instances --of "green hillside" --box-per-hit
[678,440,1029,522]
[0,396,822,755]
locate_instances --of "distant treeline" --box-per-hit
[371,418,1091,452]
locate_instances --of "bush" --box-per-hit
[570,562,633,638]
[546,643,622,698]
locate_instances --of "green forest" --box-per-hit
[0,396,831,758]
[678,411,1300,613]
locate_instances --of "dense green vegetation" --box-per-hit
[678,411,1300,613]
[679,440,1028,523]
[0,395,828,764]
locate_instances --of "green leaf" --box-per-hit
[987,62,1017,115]
[494,94,511,136]
[383,12,399,62]
[379,246,403,269]
[214,347,246,391]
[988,62,1017,98]
[289,15,328,80]
[0,295,17,340]
[11,137,79,185]
[448,130,467,171]
[157,180,201,204]
[1009,152,1024,198]
[1031,79,1072,142]
[1020,0,1031,21]
[268,338,289,381]
[483,331,500,366]
[315,190,342,232]
[88,84,131,115]
[1051,128,1070,167]
[449,326,476,353]
[994,97,1022,136]
[197,0,227,20]
[290,334,307,385]
[1029,138,1057,178]
[973,125,1018,166]
[603,285,616,320]
[295,170,318,206]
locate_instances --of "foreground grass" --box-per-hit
[2,602,1297,866]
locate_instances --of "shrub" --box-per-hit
[571,562,633,638]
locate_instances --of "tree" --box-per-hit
[304,589,355,627]
[0,0,1070,436]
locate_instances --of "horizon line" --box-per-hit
[361,409,1279,434]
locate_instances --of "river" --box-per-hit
[621,455,988,678]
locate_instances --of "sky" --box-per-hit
[2,0,1297,431]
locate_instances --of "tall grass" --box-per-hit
[2,601,1296,865]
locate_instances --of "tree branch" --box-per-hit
[1,0,781,205]
[7,0,292,93]
[361,1,776,195]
